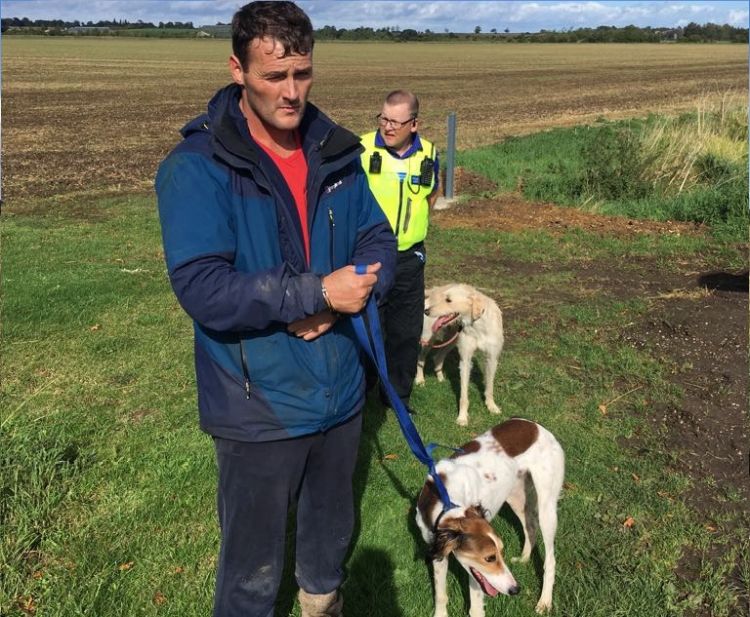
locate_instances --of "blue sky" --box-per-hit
[2,1,748,33]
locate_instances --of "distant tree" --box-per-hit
[490,28,497,34]
[474,25,481,34]
[504,27,510,33]
[316,24,339,39]
[683,21,702,41]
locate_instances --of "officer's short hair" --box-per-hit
[385,90,419,118]
[232,1,314,70]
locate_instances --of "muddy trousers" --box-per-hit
[212,413,362,617]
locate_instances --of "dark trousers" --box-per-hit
[379,243,426,406]
[212,413,362,617]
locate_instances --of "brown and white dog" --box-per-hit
[416,418,564,616]
[416,283,504,426]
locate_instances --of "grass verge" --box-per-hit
[457,100,749,242]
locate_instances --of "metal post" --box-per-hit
[444,112,457,199]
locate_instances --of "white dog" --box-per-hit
[417,284,504,426]
[416,418,565,616]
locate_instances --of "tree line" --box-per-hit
[2,17,194,30]
[2,17,747,43]
[315,23,747,43]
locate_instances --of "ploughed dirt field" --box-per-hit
[435,171,749,615]
[2,39,747,206]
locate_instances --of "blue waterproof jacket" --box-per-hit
[156,84,396,442]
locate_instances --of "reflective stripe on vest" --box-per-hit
[361,131,435,251]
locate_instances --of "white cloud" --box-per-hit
[728,10,750,27]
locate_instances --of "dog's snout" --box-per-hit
[508,584,520,596]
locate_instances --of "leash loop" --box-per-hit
[351,264,457,511]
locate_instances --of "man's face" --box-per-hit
[378,102,417,152]
[230,36,313,135]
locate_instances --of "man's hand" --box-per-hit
[288,310,338,341]
[321,263,381,314]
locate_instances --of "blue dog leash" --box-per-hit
[350,264,457,512]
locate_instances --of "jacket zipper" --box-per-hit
[394,177,405,236]
[403,197,412,233]
[239,341,251,399]
[271,183,308,271]
[327,207,336,270]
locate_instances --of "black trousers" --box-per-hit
[379,242,426,407]
[212,413,362,617]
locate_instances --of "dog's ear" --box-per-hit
[429,519,463,561]
[471,293,486,321]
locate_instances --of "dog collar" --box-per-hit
[433,508,449,532]
[428,330,461,349]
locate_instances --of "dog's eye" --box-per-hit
[484,555,496,563]
[445,296,451,303]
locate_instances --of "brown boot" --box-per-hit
[298,588,343,617]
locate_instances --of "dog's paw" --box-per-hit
[511,555,530,564]
[415,376,425,386]
[487,401,501,414]
[436,371,445,383]
[535,599,552,614]
[456,415,469,427]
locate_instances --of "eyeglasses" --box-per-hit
[376,114,415,129]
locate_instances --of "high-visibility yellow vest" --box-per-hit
[360,131,436,251]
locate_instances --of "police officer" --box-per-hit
[361,90,439,410]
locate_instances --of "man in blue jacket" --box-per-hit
[155,3,396,616]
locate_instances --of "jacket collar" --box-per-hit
[373,130,425,159]
[195,83,362,170]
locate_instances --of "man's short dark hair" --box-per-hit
[232,1,314,70]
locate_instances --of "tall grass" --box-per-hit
[640,93,748,194]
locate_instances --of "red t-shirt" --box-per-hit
[257,135,310,265]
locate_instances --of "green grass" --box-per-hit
[1,193,746,617]
[456,125,589,198]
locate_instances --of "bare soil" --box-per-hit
[2,39,747,206]
[434,178,749,616]
[445,167,707,237]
